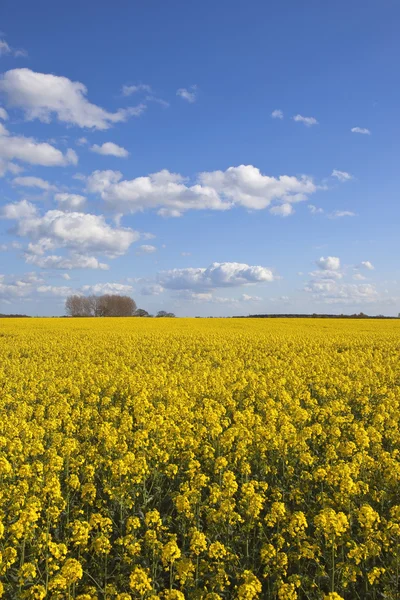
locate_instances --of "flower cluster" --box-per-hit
[0,317,399,598]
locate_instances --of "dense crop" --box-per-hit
[0,317,400,599]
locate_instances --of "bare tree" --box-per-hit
[65,294,137,317]
[65,295,91,317]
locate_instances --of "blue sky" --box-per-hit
[0,0,399,316]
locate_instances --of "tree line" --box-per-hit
[65,295,175,318]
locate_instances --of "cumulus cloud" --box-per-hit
[331,169,353,181]
[293,114,318,126]
[305,280,379,304]
[353,273,366,281]
[87,164,318,217]
[351,127,371,135]
[122,83,152,96]
[0,123,78,166]
[13,176,56,190]
[316,256,341,271]
[269,203,293,217]
[1,201,139,256]
[62,273,71,280]
[0,68,146,129]
[1,198,37,220]
[271,109,283,119]
[157,261,277,292]
[90,142,129,157]
[176,86,197,103]
[26,253,109,270]
[87,168,228,215]
[0,107,8,120]
[198,165,316,210]
[55,193,86,210]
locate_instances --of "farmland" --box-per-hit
[0,318,400,599]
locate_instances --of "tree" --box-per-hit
[134,308,150,317]
[65,295,91,317]
[65,294,137,317]
[156,310,176,318]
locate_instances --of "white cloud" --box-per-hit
[90,142,129,157]
[0,159,22,177]
[0,279,32,299]
[0,68,146,129]
[76,137,88,146]
[145,95,170,108]
[269,203,293,217]
[37,285,72,296]
[87,168,228,215]
[293,114,318,126]
[0,39,27,58]
[305,280,379,304]
[271,109,283,119]
[0,40,11,56]
[331,169,353,181]
[308,204,324,214]
[360,260,374,270]
[353,273,366,281]
[13,176,56,190]
[176,86,197,103]
[55,193,86,210]
[1,199,37,220]
[26,253,109,270]
[62,273,71,280]
[137,244,157,254]
[87,164,317,216]
[122,84,152,96]
[181,252,191,256]
[351,127,371,135]
[81,282,133,295]
[241,294,262,302]
[157,261,277,292]
[199,165,316,210]
[1,201,139,256]
[0,107,8,120]
[0,124,78,166]
[316,256,341,271]
[141,284,164,296]
[329,210,356,218]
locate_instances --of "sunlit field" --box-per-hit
[1,318,400,600]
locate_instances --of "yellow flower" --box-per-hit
[189,527,207,555]
[162,536,181,567]
[129,566,152,595]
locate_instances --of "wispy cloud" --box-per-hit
[122,83,152,96]
[271,109,283,119]
[293,114,318,126]
[176,85,197,103]
[331,169,353,182]
[329,210,356,219]
[351,127,371,135]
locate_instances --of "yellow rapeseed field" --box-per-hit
[1,317,400,600]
